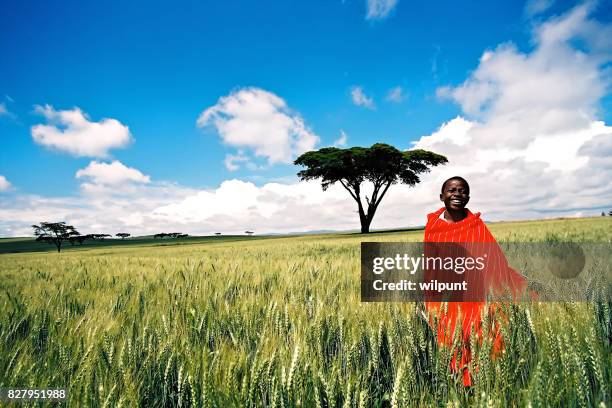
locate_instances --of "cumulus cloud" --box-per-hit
[524,0,554,17]
[76,160,150,186]
[436,3,610,148]
[0,181,199,237]
[0,167,527,237]
[197,88,319,167]
[31,105,132,157]
[224,152,249,171]
[351,86,375,109]
[418,3,612,219]
[152,179,361,233]
[0,178,381,237]
[366,0,398,20]
[149,177,449,235]
[334,130,348,147]
[386,86,405,103]
[0,175,11,191]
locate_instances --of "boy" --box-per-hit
[424,176,527,386]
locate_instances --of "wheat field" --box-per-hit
[0,217,610,407]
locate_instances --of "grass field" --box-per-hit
[0,217,610,407]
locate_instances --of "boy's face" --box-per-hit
[440,179,470,211]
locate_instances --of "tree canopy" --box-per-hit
[294,143,448,233]
[89,234,112,240]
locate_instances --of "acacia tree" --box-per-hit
[70,235,90,245]
[245,231,254,236]
[294,143,447,233]
[116,233,131,239]
[90,234,111,240]
[32,222,80,252]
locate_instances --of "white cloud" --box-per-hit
[413,117,612,218]
[0,97,16,119]
[76,160,150,186]
[415,3,612,220]
[0,177,372,236]
[0,175,11,191]
[149,177,452,235]
[31,105,132,157]
[524,0,554,17]
[334,130,348,147]
[197,88,319,166]
[0,181,199,237]
[152,179,360,233]
[351,86,375,109]
[366,0,398,20]
[223,151,261,171]
[224,152,249,171]
[386,86,405,103]
[436,4,610,146]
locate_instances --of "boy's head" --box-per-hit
[440,176,470,211]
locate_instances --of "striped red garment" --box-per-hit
[423,207,527,386]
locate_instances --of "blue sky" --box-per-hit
[0,0,540,192]
[0,0,611,236]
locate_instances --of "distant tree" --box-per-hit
[154,232,187,239]
[214,232,221,236]
[90,233,111,240]
[245,231,254,236]
[609,210,612,216]
[169,233,187,238]
[72,235,90,245]
[295,143,447,233]
[32,222,80,253]
[603,211,606,216]
[116,233,131,240]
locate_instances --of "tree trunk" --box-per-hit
[351,183,381,234]
[360,220,371,233]
[360,205,379,233]
[357,200,371,233]
[359,207,373,233]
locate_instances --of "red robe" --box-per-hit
[423,207,527,386]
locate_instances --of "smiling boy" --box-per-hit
[425,176,482,239]
[423,176,527,386]
[439,176,470,222]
